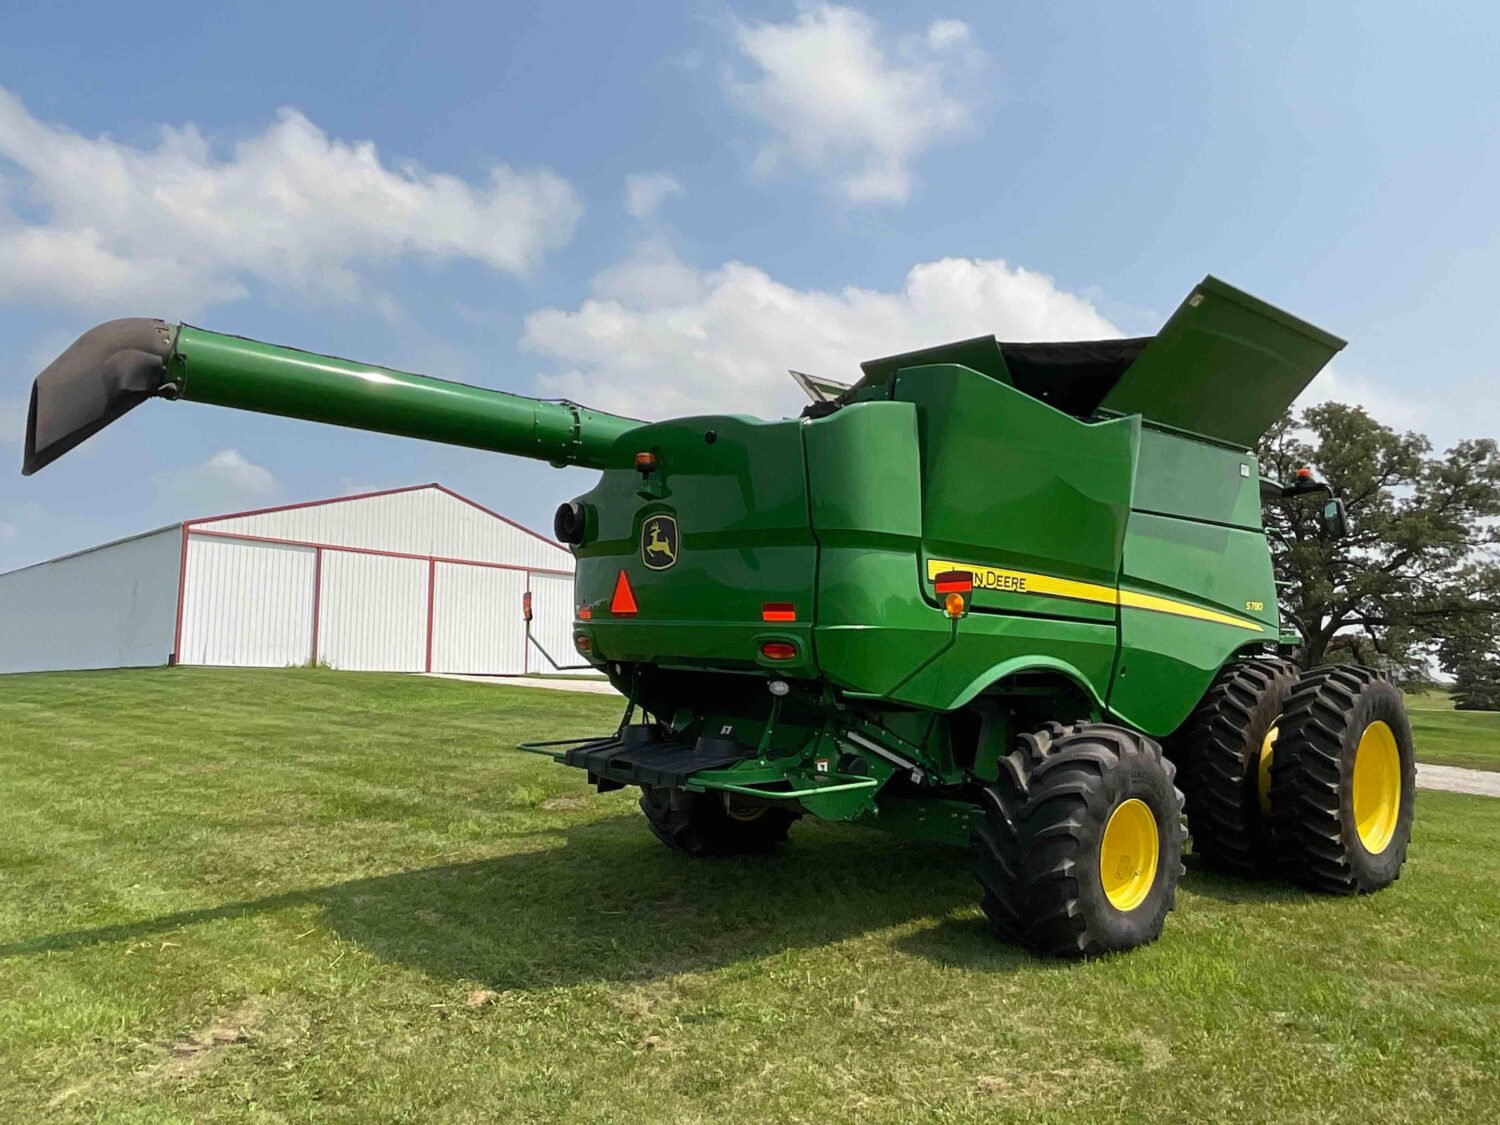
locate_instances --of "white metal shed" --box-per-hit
[0,484,578,676]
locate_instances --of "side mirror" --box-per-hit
[1320,498,1348,539]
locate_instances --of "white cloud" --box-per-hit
[0,88,582,313]
[161,448,279,513]
[1297,364,1429,431]
[727,4,981,203]
[523,249,1119,419]
[623,172,684,219]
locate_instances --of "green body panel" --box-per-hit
[570,414,817,672]
[23,276,1346,839]
[1132,428,1263,530]
[901,365,1137,605]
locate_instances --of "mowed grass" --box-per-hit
[1406,691,1500,771]
[1,669,1497,1123]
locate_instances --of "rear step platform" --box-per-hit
[550,724,758,790]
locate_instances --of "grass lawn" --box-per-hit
[1,668,1497,1123]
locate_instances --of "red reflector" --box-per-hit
[610,570,638,616]
[762,602,796,622]
[575,634,591,652]
[760,641,797,661]
[577,606,592,620]
[933,569,974,595]
[522,590,533,621]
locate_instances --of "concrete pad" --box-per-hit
[1416,763,1500,798]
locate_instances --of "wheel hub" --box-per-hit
[1100,798,1160,911]
[1352,720,1401,853]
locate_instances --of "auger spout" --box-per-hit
[22,320,641,475]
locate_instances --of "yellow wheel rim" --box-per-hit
[1100,798,1160,912]
[1257,719,1280,817]
[1353,720,1402,854]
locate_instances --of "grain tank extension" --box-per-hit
[22,276,1418,956]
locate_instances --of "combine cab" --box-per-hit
[22,276,1416,956]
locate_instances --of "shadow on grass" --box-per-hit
[0,817,1310,985]
[0,815,1002,988]
[1177,854,1311,905]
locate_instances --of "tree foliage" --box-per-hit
[1257,403,1500,676]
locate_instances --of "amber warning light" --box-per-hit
[933,569,973,619]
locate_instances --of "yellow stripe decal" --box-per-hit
[926,559,1264,633]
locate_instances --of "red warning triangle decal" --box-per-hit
[610,569,639,616]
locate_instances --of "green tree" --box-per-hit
[1257,403,1500,671]
[1437,620,1500,711]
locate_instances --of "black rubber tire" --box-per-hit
[1269,665,1415,894]
[639,787,797,856]
[976,723,1186,957]
[1170,657,1298,877]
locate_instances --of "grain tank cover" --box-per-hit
[850,276,1342,447]
[1096,275,1345,448]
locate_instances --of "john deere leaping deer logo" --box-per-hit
[641,515,679,571]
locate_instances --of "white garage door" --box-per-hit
[179,536,317,667]
[528,573,578,675]
[317,552,428,672]
[429,562,527,675]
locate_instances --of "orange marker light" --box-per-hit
[610,569,638,616]
[762,602,796,622]
[933,569,973,618]
[760,641,797,661]
[634,451,657,474]
[1296,466,1314,480]
[577,606,592,620]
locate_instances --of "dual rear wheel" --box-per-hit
[1173,660,1415,894]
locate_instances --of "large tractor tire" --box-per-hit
[639,787,796,857]
[1269,666,1415,894]
[976,723,1186,957]
[1171,657,1298,876]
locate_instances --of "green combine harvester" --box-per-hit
[22,276,1416,956]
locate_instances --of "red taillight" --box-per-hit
[760,641,797,661]
[762,602,796,622]
[610,570,638,616]
[933,571,973,595]
[575,634,592,652]
[577,606,592,620]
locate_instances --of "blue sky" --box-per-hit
[2,1,1496,570]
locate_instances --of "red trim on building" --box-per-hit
[309,547,324,664]
[170,523,189,664]
[184,482,436,528]
[424,559,437,674]
[184,528,573,577]
[184,481,569,553]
